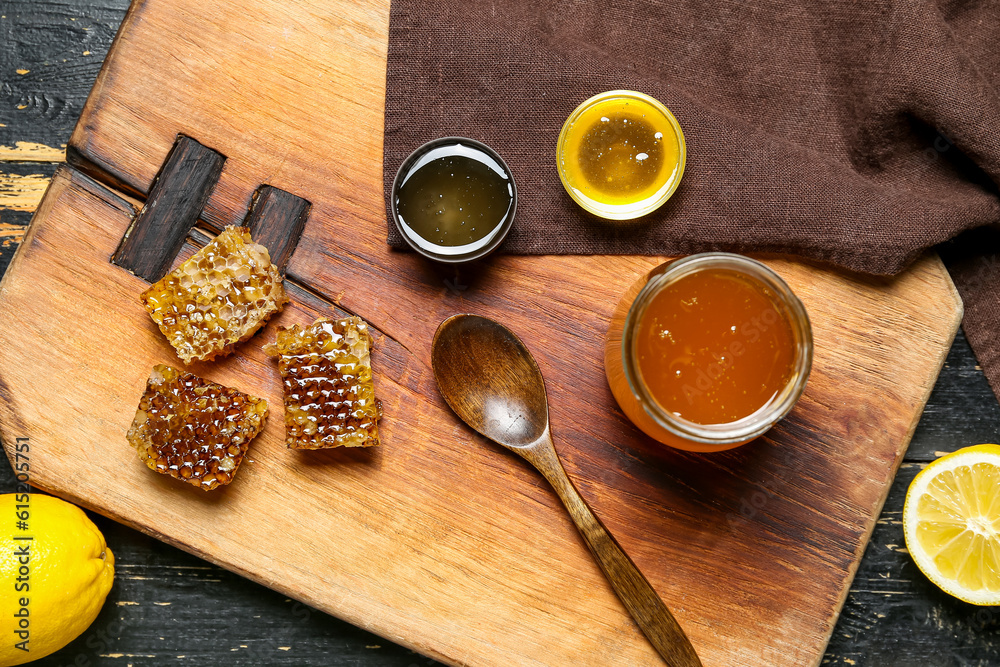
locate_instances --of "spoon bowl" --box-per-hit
[431,314,702,667]
[431,313,548,447]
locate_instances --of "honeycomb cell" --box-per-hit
[126,364,268,491]
[141,226,288,363]
[264,316,382,449]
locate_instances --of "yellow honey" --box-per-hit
[141,226,288,364]
[264,316,382,449]
[557,90,685,220]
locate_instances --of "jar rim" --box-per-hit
[621,253,813,445]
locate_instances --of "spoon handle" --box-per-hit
[523,441,702,667]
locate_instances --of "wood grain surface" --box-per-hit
[0,158,964,667]
[0,1,990,666]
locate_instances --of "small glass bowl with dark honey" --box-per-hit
[605,253,813,452]
[557,90,686,220]
[390,137,517,264]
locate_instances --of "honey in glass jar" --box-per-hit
[605,253,813,452]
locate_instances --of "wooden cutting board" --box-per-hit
[0,0,963,665]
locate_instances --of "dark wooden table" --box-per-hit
[2,2,999,665]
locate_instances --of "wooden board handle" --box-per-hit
[111,137,312,280]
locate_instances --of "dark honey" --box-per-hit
[126,364,268,491]
[606,254,812,451]
[394,143,513,254]
[635,268,796,425]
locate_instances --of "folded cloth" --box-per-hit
[383,0,1000,397]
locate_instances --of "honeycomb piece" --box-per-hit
[141,226,288,364]
[264,316,382,449]
[126,364,268,491]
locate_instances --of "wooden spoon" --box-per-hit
[431,314,702,667]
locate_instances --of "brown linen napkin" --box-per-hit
[384,1,1000,395]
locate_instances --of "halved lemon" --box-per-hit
[903,444,1000,605]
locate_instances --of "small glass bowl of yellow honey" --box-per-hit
[605,253,812,452]
[556,90,686,220]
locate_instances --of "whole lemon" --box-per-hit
[0,494,114,666]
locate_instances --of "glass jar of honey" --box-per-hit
[605,253,813,452]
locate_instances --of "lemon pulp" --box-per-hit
[903,444,1000,605]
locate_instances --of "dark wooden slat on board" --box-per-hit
[111,135,225,281]
[244,185,311,273]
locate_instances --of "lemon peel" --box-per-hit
[0,494,114,665]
